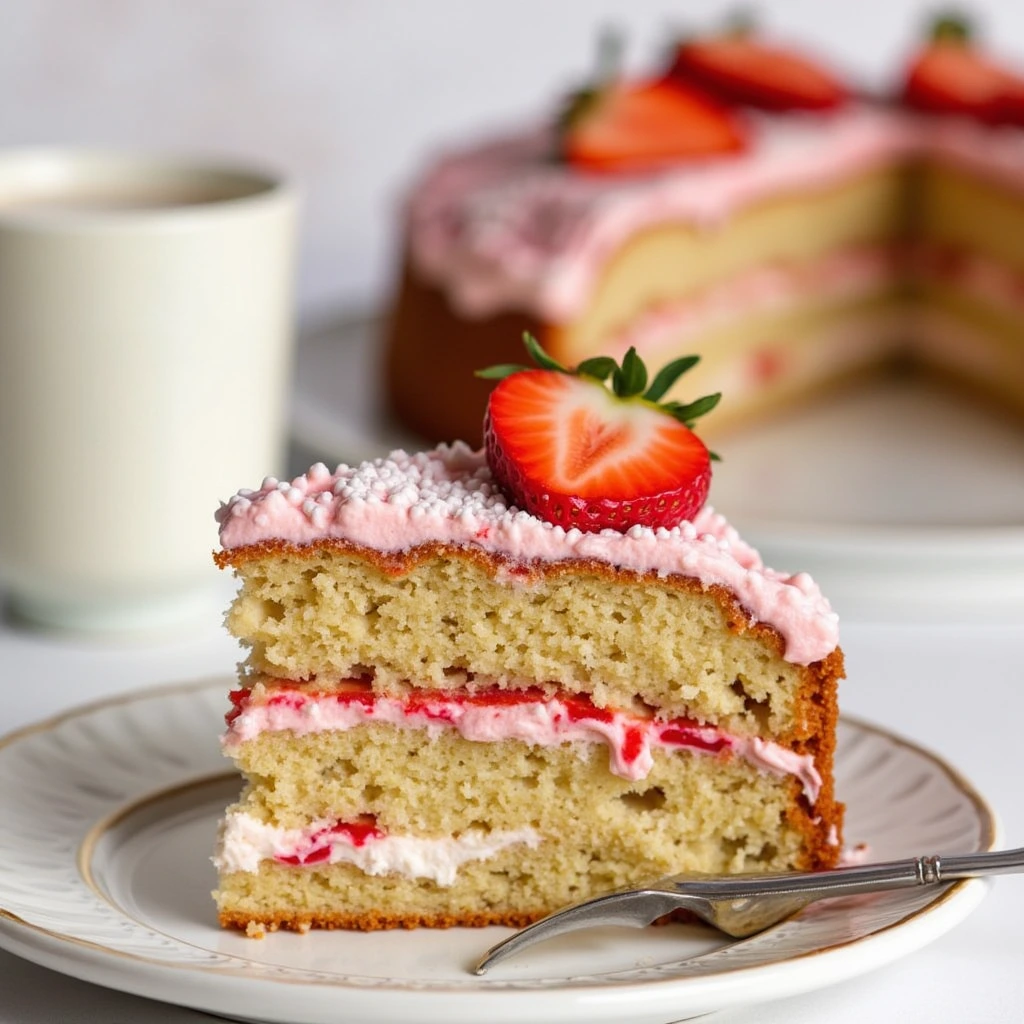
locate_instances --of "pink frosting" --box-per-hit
[223,686,822,802]
[216,445,838,665]
[406,105,1024,321]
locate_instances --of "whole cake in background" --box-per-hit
[212,341,844,934]
[384,14,1024,447]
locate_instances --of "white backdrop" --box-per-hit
[3,0,1023,323]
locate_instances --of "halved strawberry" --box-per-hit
[563,78,747,172]
[477,336,720,533]
[667,24,848,111]
[902,15,1024,122]
[559,29,745,173]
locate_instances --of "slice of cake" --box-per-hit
[212,344,844,933]
[384,17,1024,447]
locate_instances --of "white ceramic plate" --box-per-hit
[289,315,1024,623]
[0,679,996,1024]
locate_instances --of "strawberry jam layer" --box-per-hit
[223,682,821,803]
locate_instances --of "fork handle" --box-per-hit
[667,845,1024,900]
[936,846,1024,880]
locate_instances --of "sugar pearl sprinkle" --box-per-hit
[215,443,838,665]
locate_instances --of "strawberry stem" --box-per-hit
[722,6,757,38]
[929,11,971,44]
[594,25,625,87]
[558,26,625,139]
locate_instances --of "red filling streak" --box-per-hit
[276,816,383,866]
[228,683,730,768]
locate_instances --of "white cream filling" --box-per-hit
[214,812,541,884]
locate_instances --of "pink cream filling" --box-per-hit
[223,685,822,804]
[215,446,839,667]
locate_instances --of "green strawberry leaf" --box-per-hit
[576,356,619,381]
[475,363,531,380]
[522,332,567,372]
[665,392,721,426]
[613,347,647,397]
[643,354,700,402]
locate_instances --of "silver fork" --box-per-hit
[475,846,1024,974]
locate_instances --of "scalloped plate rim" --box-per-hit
[0,679,999,1024]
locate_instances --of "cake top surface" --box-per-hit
[216,443,838,666]
[408,104,1024,320]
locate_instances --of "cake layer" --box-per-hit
[215,821,813,933]
[224,683,825,813]
[917,160,1024,273]
[223,724,831,844]
[215,726,837,931]
[218,542,841,738]
[384,256,543,446]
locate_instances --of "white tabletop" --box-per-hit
[1,585,1022,1022]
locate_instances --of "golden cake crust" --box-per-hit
[219,908,549,933]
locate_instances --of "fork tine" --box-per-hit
[474,888,683,975]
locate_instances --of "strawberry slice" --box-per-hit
[902,15,1024,123]
[564,78,746,172]
[667,28,848,111]
[477,336,719,533]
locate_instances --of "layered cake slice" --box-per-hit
[384,17,1024,447]
[212,344,844,932]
